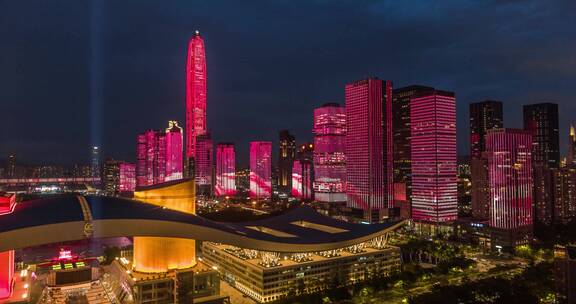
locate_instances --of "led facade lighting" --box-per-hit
[410,90,458,223]
[165,121,183,181]
[345,78,393,221]
[186,31,207,168]
[313,103,346,203]
[216,143,236,196]
[486,128,533,229]
[250,141,272,199]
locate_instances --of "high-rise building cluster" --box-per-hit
[136,121,183,188]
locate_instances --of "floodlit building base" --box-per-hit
[201,239,401,303]
[103,258,229,304]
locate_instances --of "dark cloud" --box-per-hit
[0,0,574,166]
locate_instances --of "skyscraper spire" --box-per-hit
[185,31,207,175]
[568,124,576,165]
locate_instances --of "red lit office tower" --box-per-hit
[195,134,214,195]
[392,85,435,218]
[215,143,236,196]
[345,78,393,222]
[165,121,183,181]
[313,103,346,203]
[136,130,166,186]
[250,141,272,199]
[119,162,136,193]
[469,101,503,220]
[411,90,458,223]
[486,129,533,248]
[185,31,207,176]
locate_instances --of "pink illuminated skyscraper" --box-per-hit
[195,134,213,195]
[186,31,207,175]
[136,130,166,186]
[165,121,183,181]
[410,90,458,223]
[292,159,303,198]
[486,128,533,247]
[250,141,272,199]
[292,158,313,200]
[345,78,393,222]
[313,103,346,203]
[216,143,236,196]
[136,134,147,186]
[119,162,136,193]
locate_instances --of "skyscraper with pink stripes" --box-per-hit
[216,143,236,196]
[250,141,272,199]
[410,90,458,223]
[486,128,533,248]
[186,31,207,177]
[345,78,393,222]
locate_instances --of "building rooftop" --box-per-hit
[0,194,404,252]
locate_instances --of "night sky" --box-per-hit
[1,0,575,167]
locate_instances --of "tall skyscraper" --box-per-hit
[313,103,346,203]
[119,162,136,193]
[195,134,214,195]
[278,130,296,195]
[470,101,504,158]
[486,128,533,248]
[292,159,304,198]
[215,143,236,196]
[568,124,576,166]
[523,103,560,168]
[91,146,100,178]
[345,77,393,222]
[136,130,166,187]
[292,143,314,200]
[103,159,121,195]
[185,31,207,177]
[165,121,183,181]
[392,85,434,218]
[6,155,15,178]
[554,165,576,225]
[469,101,504,220]
[411,89,458,223]
[555,245,576,304]
[136,134,147,186]
[250,141,272,199]
[524,103,560,225]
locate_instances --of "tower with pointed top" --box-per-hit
[185,31,207,179]
[568,124,576,166]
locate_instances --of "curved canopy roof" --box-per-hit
[0,195,403,252]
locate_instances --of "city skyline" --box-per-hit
[1,1,575,167]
